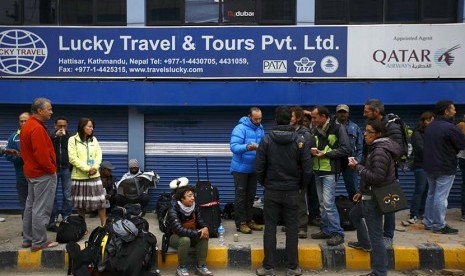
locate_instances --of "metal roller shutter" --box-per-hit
[144,107,279,211]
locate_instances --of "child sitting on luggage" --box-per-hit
[166,186,213,276]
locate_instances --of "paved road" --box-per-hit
[0,268,443,275]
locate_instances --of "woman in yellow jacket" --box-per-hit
[68,117,106,226]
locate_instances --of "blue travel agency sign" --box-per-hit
[0,26,347,79]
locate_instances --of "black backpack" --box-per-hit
[386,113,411,159]
[66,224,111,276]
[56,215,87,243]
[156,193,173,233]
[335,195,355,231]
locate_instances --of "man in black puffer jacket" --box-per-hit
[254,106,312,276]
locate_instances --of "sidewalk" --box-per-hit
[1,209,465,272]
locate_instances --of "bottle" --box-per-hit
[218,223,225,246]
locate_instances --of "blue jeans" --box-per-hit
[423,174,456,230]
[315,174,344,236]
[349,200,387,276]
[459,158,465,214]
[263,189,299,270]
[410,169,428,217]
[50,168,73,221]
[342,168,359,200]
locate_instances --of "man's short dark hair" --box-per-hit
[434,100,454,116]
[312,106,330,118]
[275,106,292,125]
[365,99,385,115]
[248,107,261,116]
[55,116,68,124]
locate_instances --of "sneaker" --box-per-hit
[286,267,302,276]
[298,230,307,239]
[256,267,275,276]
[176,266,190,276]
[347,241,372,252]
[327,234,344,246]
[0,217,5,222]
[383,237,393,247]
[238,223,252,234]
[248,220,263,231]
[433,224,459,235]
[195,265,213,276]
[407,216,417,224]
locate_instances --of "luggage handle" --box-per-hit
[196,157,209,182]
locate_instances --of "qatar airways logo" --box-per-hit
[227,10,255,17]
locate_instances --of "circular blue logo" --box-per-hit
[0,29,48,75]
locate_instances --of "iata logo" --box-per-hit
[293,57,316,73]
[263,60,287,73]
[0,29,48,75]
[434,44,461,67]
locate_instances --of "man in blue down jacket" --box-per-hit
[230,107,265,234]
[254,106,312,276]
[423,100,465,234]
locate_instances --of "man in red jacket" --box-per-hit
[20,98,59,252]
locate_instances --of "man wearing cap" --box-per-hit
[115,159,150,213]
[100,161,117,212]
[335,104,364,200]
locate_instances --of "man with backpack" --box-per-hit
[364,98,407,246]
[309,106,351,247]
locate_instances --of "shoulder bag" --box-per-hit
[371,180,408,214]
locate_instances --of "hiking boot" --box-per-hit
[238,223,252,234]
[176,266,190,276]
[348,241,372,252]
[195,265,213,276]
[248,220,263,231]
[286,267,302,276]
[433,224,459,235]
[256,267,275,276]
[327,234,344,246]
[298,230,307,239]
[310,231,331,239]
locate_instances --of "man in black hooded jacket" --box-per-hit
[254,106,313,276]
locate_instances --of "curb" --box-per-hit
[2,243,465,271]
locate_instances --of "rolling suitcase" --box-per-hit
[195,157,221,238]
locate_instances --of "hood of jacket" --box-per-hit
[371,137,402,160]
[269,125,297,145]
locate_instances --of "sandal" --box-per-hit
[30,241,59,252]
[21,242,31,248]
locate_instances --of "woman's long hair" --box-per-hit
[416,111,434,131]
[77,117,95,142]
